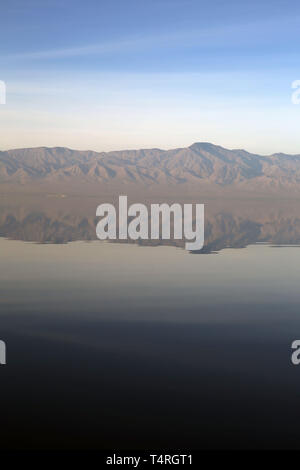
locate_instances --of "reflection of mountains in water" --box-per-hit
[1,197,300,253]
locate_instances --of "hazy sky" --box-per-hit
[1,0,300,153]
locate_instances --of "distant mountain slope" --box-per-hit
[1,142,300,192]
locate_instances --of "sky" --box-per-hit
[0,0,300,154]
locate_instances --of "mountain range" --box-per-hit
[1,142,300,194]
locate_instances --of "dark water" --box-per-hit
[1,238,300,449]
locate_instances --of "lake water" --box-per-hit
[1,237,300,449]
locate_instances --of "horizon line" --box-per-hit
[1,141,299,157]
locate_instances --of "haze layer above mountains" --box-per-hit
[1,142,300,195]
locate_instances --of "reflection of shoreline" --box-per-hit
[1,196,300,253]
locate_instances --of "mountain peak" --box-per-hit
[189,142,221,150]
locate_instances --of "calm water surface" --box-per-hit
[1,239,300,449]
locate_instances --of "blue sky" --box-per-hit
[1,0,300,153]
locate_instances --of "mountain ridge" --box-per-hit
[1,142,300,193]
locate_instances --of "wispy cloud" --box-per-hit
[4,14,299,61]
